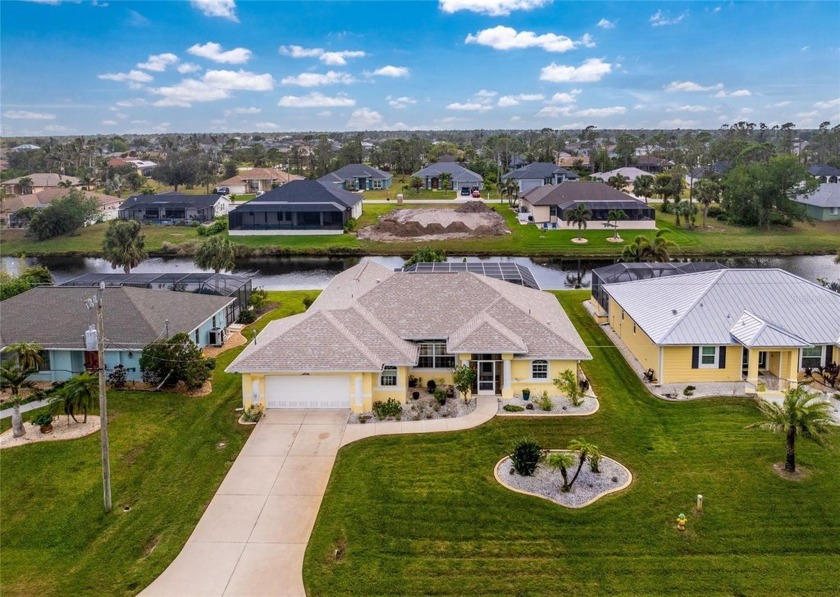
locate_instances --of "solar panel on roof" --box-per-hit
[400,262,540,289]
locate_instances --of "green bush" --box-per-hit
[140,333,212,390]
[433,389,447,406]
[249,287,269,310]
[706,206,724,218]
[197,217,229,236]
[303,296,314,309]
[242,404,264,423]
[372,398,402,420]
[237,308,256,324]
[31,412,53,427]
[683,385,696,397]
[28,190,100,240]
[343,217,357,233]
[510,438,543,476]
[503,404,525,412]
[107,364,128,389]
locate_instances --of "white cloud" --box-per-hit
[278,92,356,108]
[815,97,840,110]
[659,118,698,128]
[127,10,150,26]
[346,108,383,129]
[536,105,573,117]
[575,106,626,117]
[650,10,686,27]
[44,124,71,132]
[475,89,497,98]
[255,122,281,129]
[439,0,551,16]
[224,106,261,116]
[797,110,819,118]
[387,95,417,109]
[101,120,118,126]
[714,89,752,98]
[771,101,792,107]
[281,71,356,87]
[98,70,154,84]
[367,65,410,78]
[187,42,251,64]
[801,45,810,52]
[465,26,592,52]
[150,69,273,107]
[278,45,366,65]
[190,0,238,22]
[596,18,615,29]
[115,98,147,107]
[547,90,580,104]
[3,110,56,120]
[446,102,493,112]
[667,104,712,113]
[177,62,201,74]
[664,80,723,92]
[539,58,612,83]
[137,53,178,72]
[497,93,544,107]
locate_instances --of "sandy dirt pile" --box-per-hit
[358,202,509,242]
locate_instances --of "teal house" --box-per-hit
[795,183,840,221]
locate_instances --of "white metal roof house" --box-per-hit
[227,261,590,412]
[602,268,840,392]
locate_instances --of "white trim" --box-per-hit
[531,359,549,380]
[698,345,719,369]
[799,345,826,369]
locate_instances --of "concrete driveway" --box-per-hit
[141,409,348,597]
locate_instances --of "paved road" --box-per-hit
[141,397,498,597]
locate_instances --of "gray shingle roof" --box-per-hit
[0,286,234,349]
[318,164,391,184]
[227,262,590,373]
[604,269,840,346]
[522,181,647,208]
[413,162,483,182]
[795,183,840,208]
[232,179,361,212]
[120,193,225,210]
[808,164,840,177]
[502,162,577,180]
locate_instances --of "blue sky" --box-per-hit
[1,0,838,136]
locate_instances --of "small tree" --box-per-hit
[606,209,627,239]
[546,452,575,492]
[510,438,542,476]
[751,385,834,473]
[452,364,477,404]
[140,333,213,390]
[410,176,424,194]
[567,439,600,486]
[194,235,236,273]
[554,369,584,407]
[50,373,97,423]
[404,246,446,267]
[566,203,591,241]
[102,219,148,273]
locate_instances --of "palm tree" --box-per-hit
[633,174,655,205]
[505,178,520,207]
[567,438,600,488]
[0,342,44,438]
[694,179,721,228]
[51,373,97,423]
[545,452,575,492]
[102,220,147,273]
[566,203,592,241]
[606,209,627,239]
[752,385,834,473]
[607,174,629,191]
[18,177,33,195]
[621,235,650,262]
[673,201,695,229]
[647,229,677,262]
[194,235,236,273]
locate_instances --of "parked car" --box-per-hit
[215,186,230,195]
[471,189,481,198]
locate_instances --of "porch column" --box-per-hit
[746,348,760,392]
[785,349,799,390]
[502,354,513,399]
[354,375,363,409]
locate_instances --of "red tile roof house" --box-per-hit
[217,168,304,195]
[3,188,122,227]
[0,173,80,196]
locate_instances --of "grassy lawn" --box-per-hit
[2,203,838,259]
[303,291,840,596]
[363,174,459,200]
[0,291,319,597]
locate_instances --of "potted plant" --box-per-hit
[32,412,54,434]
[522,388,531,401]
[427,379,437,394]
[408,375,417,389]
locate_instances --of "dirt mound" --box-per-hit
[357,206,509,242]
[456,201,491,214]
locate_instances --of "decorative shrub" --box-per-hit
[510,438,543,476]
[433,389,447,406]
[238,308,256,324]
[555,369,584,407]
[503,404,525,412]
[343,217,357,233]
[683,385,696,397]
[108,364,128,389]
[31,412,54,427]
[197,217,229,236]
[249,287,269,311]
[372,398,402,420]
[426,379,437,394]
[302,296,314,309]
[533,391,553,411]
[140,333,213,390]
[241,404,264,423]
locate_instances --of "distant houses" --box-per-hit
[118,193,231,223]
[412,162,483,194]
[1,173,80,196]
[319,164,392,191]
[591,167,651,186]
[808,164,840,184]
[794,183,840,221]
[4,188,121,227]
[217,168,304,195]
[502,162,578,193]
[228,179,362,235]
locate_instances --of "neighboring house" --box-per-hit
[226,261,591,412]
[228,179,362,235]
[412,162,483,194]
[503,162,579,193]
[635,156,674,173]
[519,182,656,228]
[236,168,304,193]
[9,144,40,152]
[3,188,121,227]
[689,161,732,182]
[808,164,840,184]
[556,154,589,168]
[119,193,231,223]
[107,158,157,177]
[0,286,234,383]
[794,183,840,221]
[591,167,651,186]
[318,164,392,191]
[0,173,80,196]
[602,269,840,391]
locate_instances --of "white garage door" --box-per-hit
[265,375,351,409]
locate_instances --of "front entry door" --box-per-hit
[478,361,495,395]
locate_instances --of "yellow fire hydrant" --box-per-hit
[676,513,687,531]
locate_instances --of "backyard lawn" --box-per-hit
[0,291,319,597]
[3,203,838,259]
[303,291,840,596]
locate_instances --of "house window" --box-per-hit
[194,329,200,345]
[380,366,398,386]
[633,324,637,335]
[417,341,456,369]
[373,179,383,189]
[800,346,824,369]
[532,360,548,379]
[699,346,718,368]
[621,310,625,320]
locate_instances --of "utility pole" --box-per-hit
[95,282,112,513]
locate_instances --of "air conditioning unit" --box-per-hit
[208,328,226,347]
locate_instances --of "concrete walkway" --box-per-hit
[0,399,49,420]
[141,397,497,597]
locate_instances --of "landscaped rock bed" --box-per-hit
[495,451,631,508]
[497,395,599,416]
[0,416,101,450]
[348,395,477,424]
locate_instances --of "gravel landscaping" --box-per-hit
[0,416,101,450]
[349,395,477,424]
[495,451,632,508]
[497,395,599,416]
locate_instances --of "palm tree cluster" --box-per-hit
[545,439,602,493]
[102,220,148,273]
[0,343,45,438]
[620,230,678,262]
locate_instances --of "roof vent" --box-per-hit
[671,309,678,315]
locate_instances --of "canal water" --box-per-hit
[4,254,838,291]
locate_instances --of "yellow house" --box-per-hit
[602,268,840,392]
[227,262,591,413]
